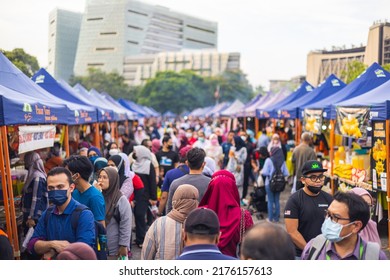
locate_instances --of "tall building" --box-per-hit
[48,9,82,82]
[307,21,390,86]
[123,50,240,86]
[73,0,218,77]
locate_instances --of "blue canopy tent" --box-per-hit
[256,81,314,119]
[220,100,245,117]
[206,102,230,118]
[278,74,346,120]
[31,69,109,123]
[236,92,273,117]
[98,92,138,120]
[138,105,160,117]
[163,111,176,118]
[0,84,68,125]
[254,87,292,118]
[306,63,390,119]
[0,53,97,124]
[118,99,150,117]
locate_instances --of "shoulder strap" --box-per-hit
[177,165,189,175]
[307,234,327,260]
[70,204,89,231]
[365,241,380,260]
[239,209,245,242]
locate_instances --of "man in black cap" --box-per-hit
[284,160,333,259]
[177,208,236,260]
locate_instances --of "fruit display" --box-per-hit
[305,117,319,134]
[351,168,366,182]
[340,115,361,138]
[372,139,386,162]
[333,163,352,179]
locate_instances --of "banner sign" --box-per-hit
[336,107,370,139]
[371,121,387,191]
[18,125,56,154]
[303,109,323,135]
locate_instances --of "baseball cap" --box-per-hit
[185,208,220,235]
[301,160,327,175]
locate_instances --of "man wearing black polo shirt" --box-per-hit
[156,136,179,179]
[284,160,333,259]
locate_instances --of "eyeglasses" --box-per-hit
[304,174,326,182]
[324,209,350,223]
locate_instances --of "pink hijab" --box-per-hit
[199,170,241,257]
[349,188,381,246]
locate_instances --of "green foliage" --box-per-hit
[382,64,390,72]
[69,68,134,100]
[1,48,40,77]
[137,69,254,114]
[340,61,367,84]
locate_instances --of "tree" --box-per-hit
[69,68,134,100]
[382,64,390,72]
[340,61,367,84]
[213,70,254,103]
[1,48,40,77]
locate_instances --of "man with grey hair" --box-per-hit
[292,132,316,191]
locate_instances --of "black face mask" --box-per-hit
[132,153,137,160]
[307,185,322,194]
[167,145,173,150]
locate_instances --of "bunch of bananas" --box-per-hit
[334,164,353,179]
[375,160,384,175]
[305,117,319,133]
[340,116,361,138]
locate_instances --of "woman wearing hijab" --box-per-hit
[204,133,223,170]
[199,170,253,257]
[151,139,161,154]
[348,188,381,246]
[131,145,157,247]
[227,136,247,189]
[141,184,199,260]
[97,167,132,260]
[21,151,49,235]
[108,154,134,199]
[91,157,108,189]
[261,146,289,223]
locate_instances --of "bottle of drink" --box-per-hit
[98,234,107,252]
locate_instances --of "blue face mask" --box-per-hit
[89,156,99,164]
[48,190,68,206]
[321,217,354,243]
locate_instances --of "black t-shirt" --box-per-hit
[0,234,13,260]
[156,150,179,176]
[284,189,333,257]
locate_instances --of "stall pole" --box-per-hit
[64,125,70,157]
[125,120,129,135]
[255,117,259,138]
[272,119,276,133]
[0,127,13,248]
[1,126,20,258]
[329,119,335,195]
[295,118,299,144]
[386,120,390,250]
[94,123,100,149]
[243,117,247,131]
[110,122,115,143]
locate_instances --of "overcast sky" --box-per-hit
[1,0,389,89]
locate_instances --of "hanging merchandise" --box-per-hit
[303,109,323,135]
[371,121,387,192]
[335,107,370,139]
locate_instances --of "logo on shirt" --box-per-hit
[284,210,291,215]
[318,204,328,207]
[160,156,173,166]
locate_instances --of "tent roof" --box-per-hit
[0,53,97,124]
[220,99,245,117]
[307,63,390,119]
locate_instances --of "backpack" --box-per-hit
[307,234,380,260]
[269,160,286,193]
[45,204,108,260]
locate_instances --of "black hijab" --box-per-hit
[108,155,128,187]
[270,147,284,170]
[233,136,246,151]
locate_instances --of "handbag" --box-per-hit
[236,208,246,257]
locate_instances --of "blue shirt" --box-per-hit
[177,244,237,260]
[29,198,95,252]
[161,165,189,192]
[72,186,105,221]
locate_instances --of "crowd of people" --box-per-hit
[0,120,386,260]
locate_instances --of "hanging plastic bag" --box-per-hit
[22,227,34,251]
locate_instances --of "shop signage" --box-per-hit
[371,120,387,191]
[336,107,370,139]
[18,125,56,154]
[303,109,322,135]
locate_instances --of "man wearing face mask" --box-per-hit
[27,167,95,260]
[301,191,387,260]
[156,136,179,180]
[284,160,333,259]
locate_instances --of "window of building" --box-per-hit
[95,47,115,51]
[185,38,215,47]
[87,17,103,21]
[50,19,55,25]
[87,63,104,66]
[186,25,215,34]
[128,25,143,30]
[128,40,139,45]
[100,32,117,35]
[128,9,148,17]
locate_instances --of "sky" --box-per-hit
[1,0,389,89]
